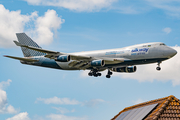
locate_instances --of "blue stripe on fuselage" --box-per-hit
[21,56,61,69]
[104,58,168,68]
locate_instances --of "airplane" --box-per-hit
[4,33,177,78]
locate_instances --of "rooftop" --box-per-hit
[112,95,180,120]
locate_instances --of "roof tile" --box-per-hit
[112,95,180,120]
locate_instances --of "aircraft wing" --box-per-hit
[14,41,92,60]
[70,55,91,61]
[13,41,127,69]
[4,55,39,62]
[67,57,126,70]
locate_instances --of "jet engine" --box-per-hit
[112,66,137,73]
[91,60,105,67]
[55,55,70,62]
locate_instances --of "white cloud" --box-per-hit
[115,6,139,14]
[115,0,180,16]
[52,107,75,114]
[115,46,180,86]
[83,99,105,107]
[24,0,180,17]
[132,98,147,105]
[162,27,172,34]
[36,96,105,108]
[0,80,18,114]
[0,89,8,111]
[6,105,18,114]
[34,97,105,120]
[0,79,12,89]
[6,112,30,120]
[146,0,180,17]
[0,4,64,48]
[24,0,117,12]
[35,96,80,105]
[28,9,64,45]
[0,4,35,48]
[46,114,88,120]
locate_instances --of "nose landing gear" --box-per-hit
[156,61,161,71]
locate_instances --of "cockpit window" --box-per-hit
[143,45,151,47]
[160,43,166,46]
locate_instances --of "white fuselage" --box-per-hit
[54,42,177,70]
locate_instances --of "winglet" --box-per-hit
[13,40,22,46]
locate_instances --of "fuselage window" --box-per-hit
[160,43,166,46]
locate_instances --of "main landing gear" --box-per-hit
[88,69,102,77]
[156,61,161,71]
[106,69,113,78]
[88,69,113,78]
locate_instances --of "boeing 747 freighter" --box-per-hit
[4,33,177,78]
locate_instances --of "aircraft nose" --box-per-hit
[167,47,177,57]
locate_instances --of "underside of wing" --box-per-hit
[67,57,128,70]
[68,61,90,69]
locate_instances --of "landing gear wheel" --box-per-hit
[156,67,161,71]
[109,72,113,75]
[156,61,161,71]
[106,69,113,78]
[94,74,98,77]
[88,69,102,77]
[88,72,93,76]
[106,75,111,78]
[97,73,101,76]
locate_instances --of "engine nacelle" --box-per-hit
[91,60,105,67]
[55,55,70,62]
[112,66,137,73]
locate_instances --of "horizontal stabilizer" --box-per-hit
[14,40,61,55]
[13,40,22,46]
[4,55,39,62]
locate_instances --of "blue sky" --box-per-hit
[1,0,180,120]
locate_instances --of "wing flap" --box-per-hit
[68,61,79,68]
[73,61,86,68]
